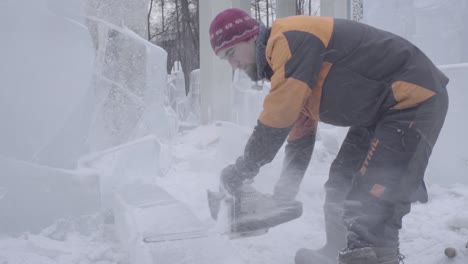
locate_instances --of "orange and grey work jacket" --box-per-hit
[235,16,449,179]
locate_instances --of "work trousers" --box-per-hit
[325,88,448,249]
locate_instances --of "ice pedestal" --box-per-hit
[81,135,241,263]
[113,183,242,264]
[0,157,100,234]
[80,135,172,209]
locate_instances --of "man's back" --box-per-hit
[266,16,449,127]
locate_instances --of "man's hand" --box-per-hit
[220,157,260,196]
[220,164,244,195]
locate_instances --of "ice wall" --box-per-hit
[363,0,468,65]
[85,17,177,151]
[0,0,100,234]
[0,0,95,169]
[0,0,177,235]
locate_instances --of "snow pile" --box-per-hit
[0,214,127,264]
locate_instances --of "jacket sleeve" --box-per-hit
[234,30,324,179]
[260,26,327,128]
[236,26,325,179]
[233,121,291,180]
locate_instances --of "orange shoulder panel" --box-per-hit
[268,16,334,49]
[259,34,311,128]
[259,16,334,129]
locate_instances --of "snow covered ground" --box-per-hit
[1,123,467,264]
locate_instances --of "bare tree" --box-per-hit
[174,0,183,81]
[265,0,270,27]
[161,0,166,32]
[254,0,260,21]
[252,0,273,26]
[147,0,154,40]
[179,0,199,92]
[181,0,198,51]
[296,0,304,15]
[148,0,169,41]
[148,0,200,92]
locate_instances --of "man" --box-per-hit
[209,8,448,264]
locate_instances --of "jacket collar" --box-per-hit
[255,22,273,81]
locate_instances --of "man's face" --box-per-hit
[217,36,259,81]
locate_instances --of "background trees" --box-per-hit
[147,0,320,93]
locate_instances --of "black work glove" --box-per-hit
[220,121,290,196]
[220,164,244,195]
[220,157,259,196]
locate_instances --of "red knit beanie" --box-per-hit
[209,8,259,54]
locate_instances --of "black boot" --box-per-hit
[338,228,401,264]
[294,198,346,264]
